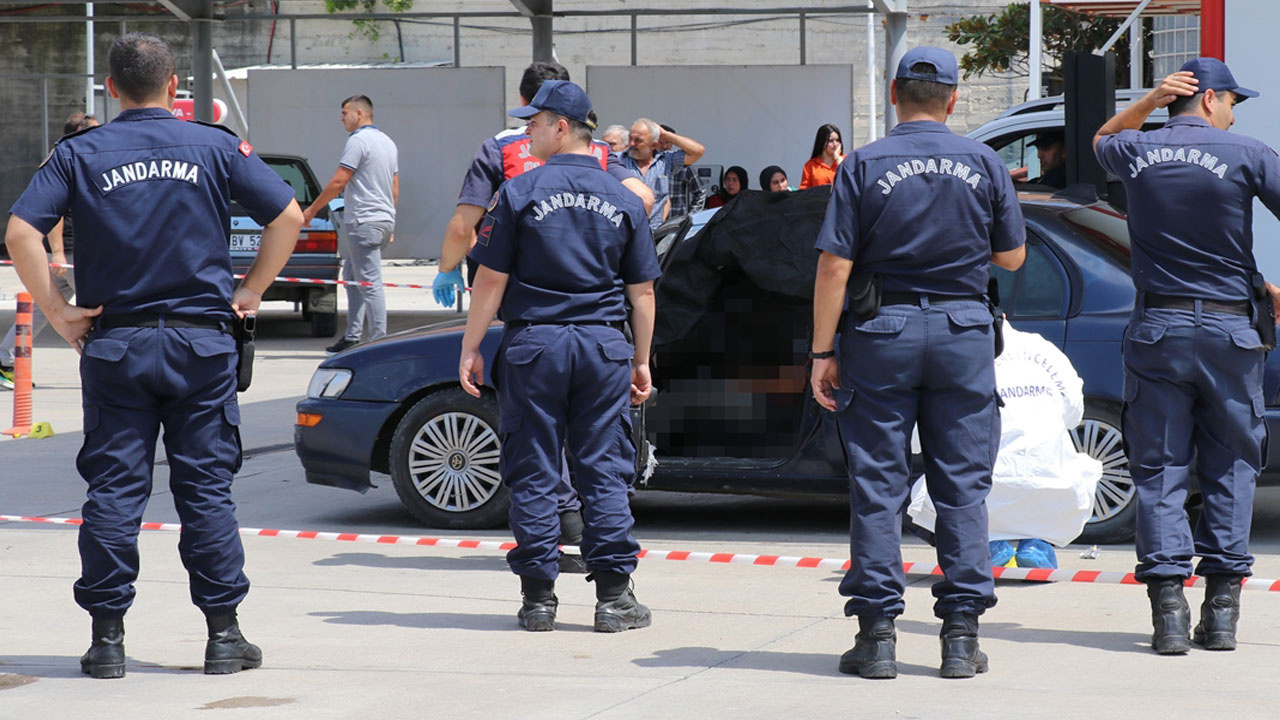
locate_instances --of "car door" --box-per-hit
[989,233,1072,347]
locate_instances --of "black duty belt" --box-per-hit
[506,319,626,331]
[97,313,232,332]
[881,292,985,307]
[1144,293,1250,317]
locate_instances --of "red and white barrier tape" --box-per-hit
[4,513,1278,592]
[0,260,461,293]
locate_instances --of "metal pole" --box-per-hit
[192,19,213,120]
[799,11,806,66]
[883,12,906,134]
[531,13,552,62]
[212,49,248,132]
[290,18,297,69]
[41,77,50,150]
[630,14,637,65]
[454,15,461,67]
[866,2,876,142]
[1129,20,1144,88]
[1029,0,1042,100]
[86,3,95,114]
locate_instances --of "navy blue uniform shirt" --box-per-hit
[815,120,1026,295]
[1096,115,1280,300]
[469,153,661,323]
[10,107,295,318]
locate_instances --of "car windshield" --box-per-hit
[1060,203,1131,265]
[264,158,318,207]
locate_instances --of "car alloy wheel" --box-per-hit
[1071,401,1137,544]
[407,411,502,513]
[389,388,510,528]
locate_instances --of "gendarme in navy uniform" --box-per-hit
[809,47,1026,679]
[4,33,301,679]
[1094,58,1280,655]
[457,81,661,633]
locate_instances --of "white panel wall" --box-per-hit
[1226,4,1280,276]
[586,65,854,191]
[247,67,505,259]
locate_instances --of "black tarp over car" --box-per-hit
[654,187,832,346]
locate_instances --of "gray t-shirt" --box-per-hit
[339,124,398,223]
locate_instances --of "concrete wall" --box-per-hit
[587,65,854,191]
[1226,2,1280,277]
[246,67,506,260]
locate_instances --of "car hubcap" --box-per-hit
[407,412,501,512]
[1071,418,1134,523]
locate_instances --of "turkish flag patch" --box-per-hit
[238,140,253,157]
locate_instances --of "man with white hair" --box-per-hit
[601,124,629,153]
[616,117,705,231]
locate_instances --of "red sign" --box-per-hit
[171,98,228,123]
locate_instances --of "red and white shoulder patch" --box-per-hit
[238,140,253,157]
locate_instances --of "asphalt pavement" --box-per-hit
[5,264,1280,719]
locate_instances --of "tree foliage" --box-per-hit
[945,3,1139,91]
[324,0,414,43]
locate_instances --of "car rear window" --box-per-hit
[264,158,318,207]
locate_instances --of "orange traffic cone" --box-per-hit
[4,292,34,438]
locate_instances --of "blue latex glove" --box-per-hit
[433,267,464,307]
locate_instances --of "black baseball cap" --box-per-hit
[1178,57,1259,101]
[509,80,598,129]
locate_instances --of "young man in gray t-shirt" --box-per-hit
[303,94,399,353]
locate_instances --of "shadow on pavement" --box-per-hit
[312,551,507,572]
[897,618,1151,655]
[308,609,596,632]
[631,646,938,678]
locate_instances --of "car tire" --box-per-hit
[1072,400,1137,544]
[389,388,510,529]
[310,311,338,338]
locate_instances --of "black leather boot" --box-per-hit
[591,571,651,633]
[1147,579,1192,655]
[518,576,558,632]
[557,509,587,574]
[838,616,897,679]
[1193,575,1242,651]
[204,612,263,674]
[80,617,125,679]
[939,613,988,679]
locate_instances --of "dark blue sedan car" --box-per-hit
[294,189,1280,544]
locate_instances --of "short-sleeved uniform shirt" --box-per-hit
[615,148,686,232]
[9,107,295,318]
[339,124,398,223]
[815,120,1026,295]
[469,153,661,324]
[1096,115,1280,300]
[456,128,635,209]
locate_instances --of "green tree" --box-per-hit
[946,3,1145,93]
[325,0,414,44]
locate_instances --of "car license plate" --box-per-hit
[230,233,261,252]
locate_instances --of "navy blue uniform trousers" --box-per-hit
[496,324,640,580]
[74,323,248,618]
[1123,303,1266,581]
[835,299,1000,619]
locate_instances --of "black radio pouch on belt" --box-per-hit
[849,273,883,322]
[1251,272,1277,352]
[988,276,1005,358]
[235,314,256,392]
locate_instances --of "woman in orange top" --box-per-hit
[799,123,844,189]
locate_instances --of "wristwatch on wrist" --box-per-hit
[808,349,835,360]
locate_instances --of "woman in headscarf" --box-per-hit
[799,123,844,189]
[759,165,791,193]
[706,165,748,209]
